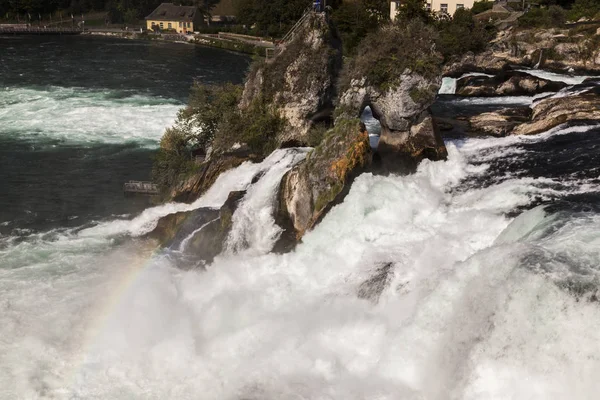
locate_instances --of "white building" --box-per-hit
[390,0,485,20]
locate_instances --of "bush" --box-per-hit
[518,6,567,28]
[436,8,496,61]
[472,0,493,14]
[569,0,600,21]
[152,127,196,191]
[341,20,442,91]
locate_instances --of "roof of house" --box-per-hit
[145,3,199,22]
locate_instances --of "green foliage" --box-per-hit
[568,0,600,20]
[341,20,442,91]
[436,8,496,60]
[152,127,196,190]
[518,5,567,28]
[219,97,286,155]
[180,82,243,149]
[331,0,390,54]
[307,123,329,147]
[234,0,309,37]
[394,0,434,24]
[471,0,493,14]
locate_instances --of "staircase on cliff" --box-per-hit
[266,2,323,59]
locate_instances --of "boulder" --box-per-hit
[455,71,567,97]
[513,87,600,135]
[148,191,246,265]
[468,108,531,137]
[338,72,447,172]
[275,119,371,245]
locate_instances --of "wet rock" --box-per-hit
[455,71,567,97]
[275,119,371,244]
[338,73,447,173]
[468,107,532,137]
[148,190,246,265]
[513,88,600,136]
[357,262,395,303]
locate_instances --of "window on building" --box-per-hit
[426,2,431,10]
[440,3,448,12]
[456,4,464,9]
[159,22,164,28]
[168,22,172,29]
[179,22,182,27]
[187,22,191,28]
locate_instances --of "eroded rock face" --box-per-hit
[338,72,447,172]
[513,88,600,136]
[444,27,600,76]
[240,12,343,146]
[468,108,531,137]
[275,119,371,245]
[148,191,246,265]
[456,71,567,97]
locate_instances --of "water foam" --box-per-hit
[0,86,181,145]
[517,68,598,85]
[3,128,600,398]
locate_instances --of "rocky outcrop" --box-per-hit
[168,152,254,203]
[149,191,246,265]
[468,108,531,137]
[275,119,371,245]
[444,26,600,76]
[455,71,567,97]
[513,86,600,135]
[338,73,447,172]
[240,12,342,146]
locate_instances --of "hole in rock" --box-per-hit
[360,106,381,150]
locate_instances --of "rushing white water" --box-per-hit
[80,148,308,239]
[225,148,309,255]
[3,121,600,398]
[438,73,495,95]
[0,86,180,144]
[517,68,597,85]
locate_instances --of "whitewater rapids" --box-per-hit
[2,121,600,399]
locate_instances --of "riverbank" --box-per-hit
[85,29,274,56]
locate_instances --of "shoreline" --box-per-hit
[85,30,271,56]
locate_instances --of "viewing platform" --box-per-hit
[123,181,159,196]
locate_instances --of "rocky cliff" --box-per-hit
[240,12,343,146]
[445,25,600,76]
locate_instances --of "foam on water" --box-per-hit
[439,73,494,95]
[517,68,598,85]
[0,86,181,145]
[3,127,600,398]
[79,148,308,238]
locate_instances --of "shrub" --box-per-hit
[436,8,496,61]
[569,0,600,21]
[340,20,442,91]
[472,0,493,14]
[152,127,196,191]
[518,6,567,28]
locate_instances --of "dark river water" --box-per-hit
[0,35,250,233]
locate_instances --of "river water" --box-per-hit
[3,35,600,399]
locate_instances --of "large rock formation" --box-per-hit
[455,71,567,97]
[337,73,447,172]
[240,12,342,146]
[149,190,246,265]
[444,26,600,76]
[275,119,371,246]
[513,85,600,135]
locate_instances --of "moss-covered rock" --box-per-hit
[275,119,371,246]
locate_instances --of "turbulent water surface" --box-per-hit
[3,36,600,399]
